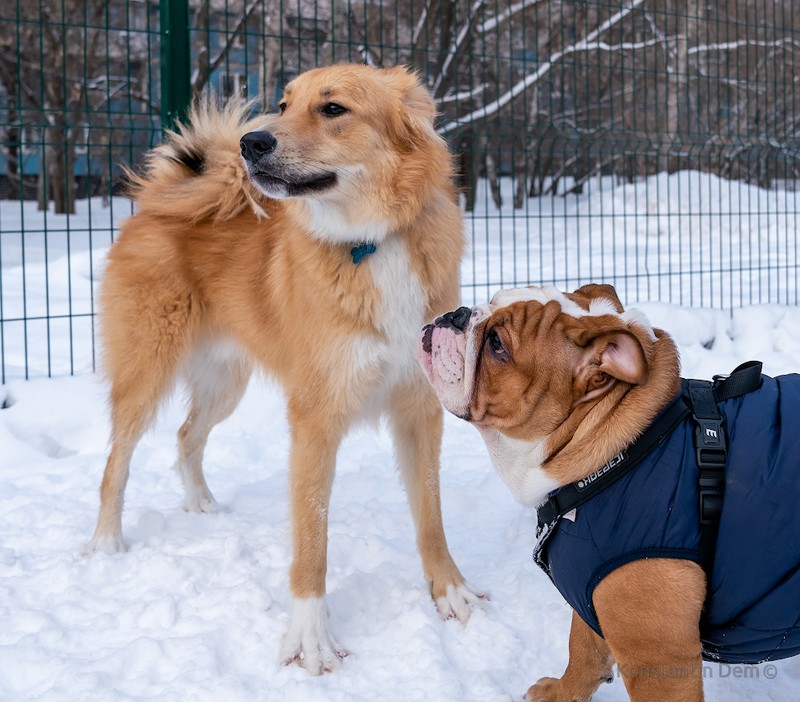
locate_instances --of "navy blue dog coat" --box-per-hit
[534,370,800,664]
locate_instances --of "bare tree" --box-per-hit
[0,0,121,214]
[2,0,796,212]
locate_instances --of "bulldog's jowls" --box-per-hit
[418,284,800,701]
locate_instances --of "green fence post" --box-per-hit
[160,0,191,128]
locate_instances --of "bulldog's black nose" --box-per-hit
[438,306,472,332]
[240,131,277,162]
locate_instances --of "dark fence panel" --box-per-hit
[1,1,799,380]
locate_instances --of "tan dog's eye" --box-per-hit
[321,102,348,117]
[486,328,509,361]
[278,102,287,114]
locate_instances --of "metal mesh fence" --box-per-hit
[1,0,798,380]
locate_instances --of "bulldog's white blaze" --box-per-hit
[480,428,559,506]
[490,284,583,314]
[489,285,657,341]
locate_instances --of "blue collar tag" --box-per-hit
[350,242,377,265]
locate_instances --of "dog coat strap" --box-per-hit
[683,378,726,569]
[682,360,763,572]
[535,361,764,577]
[535,396,691,552]
[712,360,763,402]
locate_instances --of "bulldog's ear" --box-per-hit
[590,331,648,384]
[573,329,649,405]
[570,284,624,313]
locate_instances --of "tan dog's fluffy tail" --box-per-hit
[127,98,272,222]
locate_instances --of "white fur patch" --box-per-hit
[434,582,488,624]
[488,284,656,340]
[348,236,427,417]
[182,336,249,393]
[490,284,580,314]
[305,201,390,245]
[480,429,559,507]
[300,166,391,245]
[281,596,347,675]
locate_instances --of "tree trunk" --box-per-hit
[483,134,502,210]
[6,105,19,199]
[661,0,697,173]
[49,124,75,215]
[37,143,48,211]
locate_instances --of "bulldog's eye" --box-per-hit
[278,101,287,114]
[486,329,509,361]
[321,102,348,117]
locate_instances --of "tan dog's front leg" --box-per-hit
[594,559,706,702]
[526,610,614,702]
[280,400,348,675]
[389,379,485,622]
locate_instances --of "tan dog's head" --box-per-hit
[240,63,451,244]
[417,285,680,504]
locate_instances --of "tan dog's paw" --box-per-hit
[183,493,219,514]
[281,596,349,675]
[81,533,126,556]
[281,640,349,676]
[434,581,489,624]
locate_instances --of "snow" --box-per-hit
[2,174,800,701]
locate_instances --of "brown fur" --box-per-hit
[87,64,477,674]
[469,289,706,700]
[422,284,710,700]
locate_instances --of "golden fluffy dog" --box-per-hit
[86,64,482,674]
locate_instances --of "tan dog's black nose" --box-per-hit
[437,306,471,332]
[240,131,277,162]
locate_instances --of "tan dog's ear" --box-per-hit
[383,66,438,150]
[568,324,649,405]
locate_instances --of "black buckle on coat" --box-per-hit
[698,465,725,525]
[694,416,726,527]
[695,417,726,464]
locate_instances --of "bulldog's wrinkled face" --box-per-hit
[417,284,656,440]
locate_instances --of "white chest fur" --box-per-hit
[481,429,559,507]
[348,236,427,410]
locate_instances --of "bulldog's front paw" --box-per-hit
[525,678,582,702]
[281,595,349,675]
[434,581,489,624]
[525,677,591,702]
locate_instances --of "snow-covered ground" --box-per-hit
[1,175,800,700]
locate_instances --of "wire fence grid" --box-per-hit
[1,0,799,381]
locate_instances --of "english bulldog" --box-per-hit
[417,283,800,702]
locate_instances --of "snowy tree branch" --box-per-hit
[688,37,800,55]
[433,0,485,95]
[437,0,647,136]
[480,0,546,34]
[438,83,488,104]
